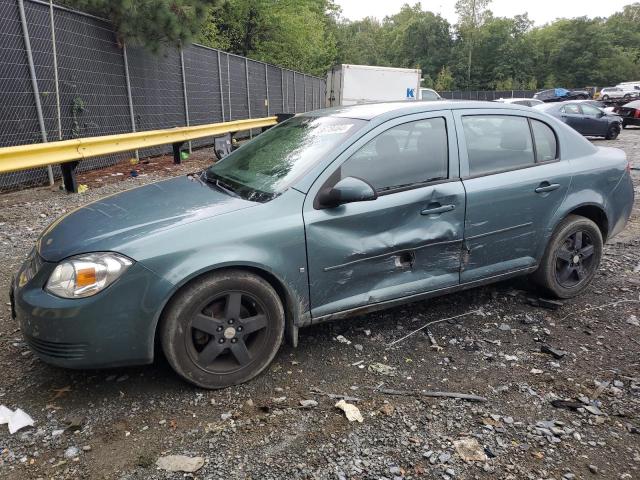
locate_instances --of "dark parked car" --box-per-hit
[535,101,623,139]
[534,88,590,102]
[12,101,634,389]
[613,100,640,128]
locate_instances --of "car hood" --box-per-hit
[37,175,257,262]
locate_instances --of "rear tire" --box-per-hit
[161,270,285,389]
[532,215,602,299]
[605,123,620,140]
[602,95,609,101]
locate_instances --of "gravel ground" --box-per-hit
[0,132,639,480]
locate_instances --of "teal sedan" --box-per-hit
[11,101,634,388]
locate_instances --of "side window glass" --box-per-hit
[531,120,558,162]
[339,118,449,192]
[581,105,601,116]
[462,115,534,176]
[562,104,580,114]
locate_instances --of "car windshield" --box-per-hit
[205,116,365,202]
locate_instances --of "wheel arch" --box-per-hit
[152,264,307,359]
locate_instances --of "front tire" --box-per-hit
[605,123,621,140]
[533,215,603,299]
[161,271,285,389]
[602,95,609,101]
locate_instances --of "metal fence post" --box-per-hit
[282,70,287,113]
[227,53,231,121]
[303,74,307,111]
[179,45,191,153]
[245,58,252,138]
[19,0,54,186]
[265,63,270,116]
[217,50,225,122]
[293,72,297,113]
[49,0,61,142]
[122,44,138,160]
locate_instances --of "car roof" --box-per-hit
[305,100,530,121]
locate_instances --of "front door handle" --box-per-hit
[421,204,455,215]
[535,183,561,193]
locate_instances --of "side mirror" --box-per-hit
[317,176,377,208]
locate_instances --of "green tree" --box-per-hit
[59,0,216,50]
[435,66,455,91]
[455,0,491,87]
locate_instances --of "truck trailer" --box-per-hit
[325,64,422,107]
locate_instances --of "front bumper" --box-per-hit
[11,259,173,369]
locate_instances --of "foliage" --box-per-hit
[61,0,640,88]
[59,0,216,51]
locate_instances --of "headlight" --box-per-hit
[45,253,133,298]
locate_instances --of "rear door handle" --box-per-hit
[535,183,560,193]
[421,204,455,215]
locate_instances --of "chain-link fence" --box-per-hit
[439,90,537,100]
[0,0,326,191]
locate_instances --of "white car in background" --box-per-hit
[599,86,639,101]
[494,97,544,107]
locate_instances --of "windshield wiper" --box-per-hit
[202,171,241,198]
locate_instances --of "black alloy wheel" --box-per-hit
[186,291,269,374]
[554,230,597,289]
[532,215,603,298]
[161,271,284,388]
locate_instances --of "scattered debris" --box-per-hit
[530,368,544,375]
[64,446,80,459]
[425,329,443,351]
[379,403,395,416]
[627,315,639,327]
[375,388,487,403]
[0,405,34,434]
[335,399,363,423]
[310,388,360,403]
[540,344,567,359]
[527,297,563,310]
[368,362,397,376]
[335,335,351,345]
[551,399,583,411]
[386,308,484,347]
[156,455,205,473]
[454,437,488,462]
[299,399,318,408]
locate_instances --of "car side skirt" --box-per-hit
[310,265,538,324]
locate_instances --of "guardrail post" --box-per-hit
[60,161,78,193]
[179,45,191,153]
[122,44,138,160]
[19,0,54,186]
[217,50,225,122]
[172,142,185,165]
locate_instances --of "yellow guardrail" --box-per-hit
[0,116,278,174]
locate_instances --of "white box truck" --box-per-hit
[326,64,422,107]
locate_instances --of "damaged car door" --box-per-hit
[303,112,465,319]
[455,111,569,282]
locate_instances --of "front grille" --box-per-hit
[25,335,88,360]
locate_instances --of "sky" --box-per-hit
[334,0,636,25]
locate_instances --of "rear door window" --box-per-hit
[462,115,534,176]
[561,104,581,114]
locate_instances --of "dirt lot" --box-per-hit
[0,132,639,480]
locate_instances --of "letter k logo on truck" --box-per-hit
[406,88,415,98]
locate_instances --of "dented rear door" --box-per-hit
[303,111,464,319]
